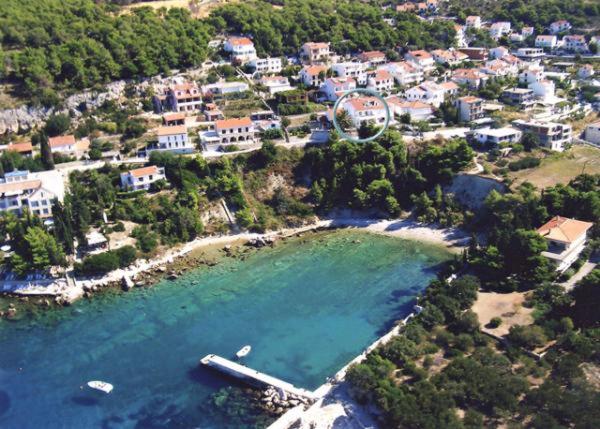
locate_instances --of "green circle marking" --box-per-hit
[331,88,391,143]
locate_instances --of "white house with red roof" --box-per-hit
[149,125,194,155]
[0,142,34,157]
[386,97,434,121]
[562,35,589,52]
[342,96,389,129]
[379,62,424,86]
[535,35,558,49]
[249,57,282,74]
[165,82,203,112]
[224,37,257,64]
[431,49,468,67]
[489,22,511,40]
[48,135,89,157]
[120,166,167,192]
[455,96,484,122]
[301,42,330,64]
[0,169,64,219]
[482,59,518,78]
[452,68,489,89]
[332,62,367,85]
[549,20,571,35]
[405,81,445,107]
[214,117,256,145]
[519,64,545,84]
[321,77,356,101]
[366,70,394,94]
[357,51,387,67]
[537,216,593,271]
[404,50,435,73]
[300,65,328,87]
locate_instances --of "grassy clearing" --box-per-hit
[509,145,600,189]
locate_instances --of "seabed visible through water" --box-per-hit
[0,230,450,428]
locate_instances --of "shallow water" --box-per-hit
[0,230,449,429]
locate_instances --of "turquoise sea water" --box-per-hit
[0,231,449,429]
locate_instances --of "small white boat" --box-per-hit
[87,380,114,394]
[236,345,252,358]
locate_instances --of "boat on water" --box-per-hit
[87,381,114,394]
[236,345,252,358]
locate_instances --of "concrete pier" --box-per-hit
[200,354,316,399]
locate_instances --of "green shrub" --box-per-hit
[488,317,502,328]
[508,156,541,171]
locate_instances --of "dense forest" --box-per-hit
[0,0,457,104]
[304,130,473,215]
[0,0,212,102]
[208,0,457,56]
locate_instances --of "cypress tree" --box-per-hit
[40,133,55,170]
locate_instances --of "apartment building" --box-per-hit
[249,57,282,74]
[301,42,330,64]
[0,170,64,219]
[321,77,356,101]
[332,62,367,85]
[455,96,484,122]
[300,65,328,87]
[366,70,394,94]
[513,119,572,151]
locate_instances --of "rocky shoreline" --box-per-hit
[0,217,467,321]
[0,232,289,320]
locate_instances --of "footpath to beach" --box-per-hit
[1,217,469,305]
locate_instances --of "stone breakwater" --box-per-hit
[260,386,315,417]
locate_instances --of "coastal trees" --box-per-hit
[75,245,137,275]
[304,132,472,215]
[11,226,66,275]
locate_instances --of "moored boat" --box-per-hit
[236,345,252,358]
[87,380,114,394]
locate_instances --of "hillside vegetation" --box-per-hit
[0,0,456,104]
[0,0,212,103]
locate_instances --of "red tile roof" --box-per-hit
[537,216,593,243]
[215,117,253,129]
[302,65,328,76]
[4,142,33,153]
[157,125,187,136]
[346,97,385,112]
[48,135,75,148]
[0,179,41,194]
[129,166,160,178]
[228,37,253,46]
